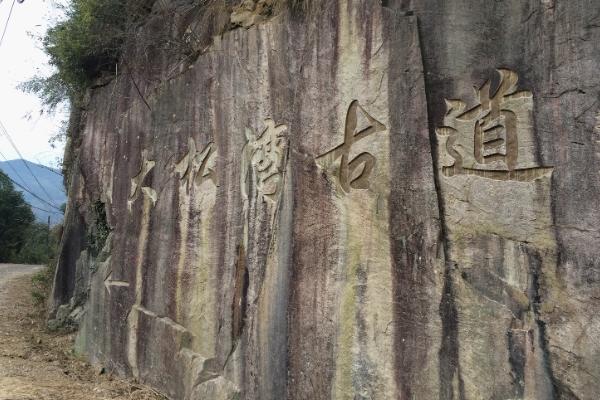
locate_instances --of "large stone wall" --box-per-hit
[51,1,600,399]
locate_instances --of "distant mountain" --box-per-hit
[0,159,66,225]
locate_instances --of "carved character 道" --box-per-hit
[436,69,552,181]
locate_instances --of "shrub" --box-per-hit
[31,258,57,308]
[20,0,154,111]
[87,200,110,257]
[17,222,60,265]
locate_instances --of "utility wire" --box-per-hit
[0,0,60,215]
[0,0,16,49]
[1,166,64,212]
[0,0,61,205]
[0,148,36,194]
[10,176,63,212]
[34,157,64,178]
[29,203,62,215]
[0,149,63,212]
[0,119,61,208]
[32,156,66,194]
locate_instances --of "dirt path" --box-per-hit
[0,264,166,400]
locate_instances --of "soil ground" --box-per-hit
[0,264,166,400]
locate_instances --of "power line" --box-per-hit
[35,157,67,195]
[0,0,59,217]
[1,166,63,212]
[29,203,63,215]
[0,150,63,212]
[0,0,64,210]
[32,156,66,195]
[0,0,16,49]
[12,177,64,212]
[0,148,37,194]
[33,157,64,178]
[0,119,61,208]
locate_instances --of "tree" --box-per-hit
[0,171,35,262]
[19,0,156,112]
[17,223,60,265]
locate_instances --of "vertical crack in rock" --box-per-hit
[429,93,464,399]
[507,323,527,398]
[232,244,249,343]
[438,265,464,400]
[527,248,558,399]
[51,199,88,312]
[386,11,444,399]
[411,14,465,400]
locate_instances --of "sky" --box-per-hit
[0,0,66,168]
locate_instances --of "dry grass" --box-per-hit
[0,268,167,400]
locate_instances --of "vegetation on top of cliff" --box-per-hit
[21,0,318,113]
[20,0,154,111]
[19,0,316,183]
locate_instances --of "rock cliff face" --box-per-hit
[50,1,600,399]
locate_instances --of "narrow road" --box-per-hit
[0,263,165,400]
[0,263,42,289]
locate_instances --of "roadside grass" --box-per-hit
[23,263,167,399]
[31,258,56,310]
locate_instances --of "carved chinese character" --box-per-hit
[242,118,289,203]
[128,150,155,211]
[436,69,552,181]
[317,100,386,193]
[175,138,217,191]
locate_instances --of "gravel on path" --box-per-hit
[0,263,166,400]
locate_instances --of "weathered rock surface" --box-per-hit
[51,1,600,399]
